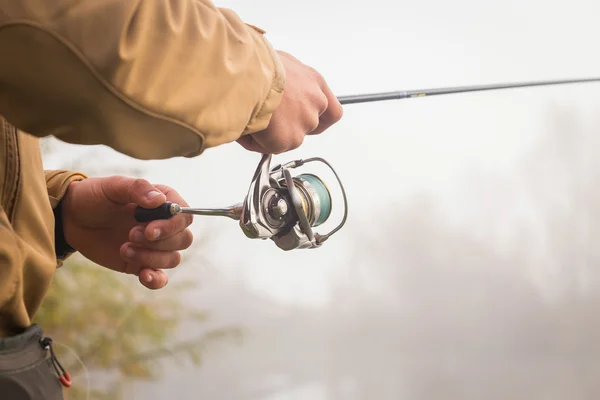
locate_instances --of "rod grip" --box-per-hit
[134,202,174,222]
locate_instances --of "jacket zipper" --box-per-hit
[2,119,21,223]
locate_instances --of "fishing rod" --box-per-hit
[337,77,600,105]
[135,76,600,251]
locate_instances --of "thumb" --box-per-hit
[100,176,167,208]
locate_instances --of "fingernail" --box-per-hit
[132,230,144,242]
[152,228,161,240]
[146,190,163,200]
[144,273,153,283]
[125,247,136,258]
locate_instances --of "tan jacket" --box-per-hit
[0,1,284,337]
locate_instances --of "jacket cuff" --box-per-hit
[45,170,87,209]
[45,170,87,264]
[242,25,285,135]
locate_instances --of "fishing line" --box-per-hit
[54,342,91,400]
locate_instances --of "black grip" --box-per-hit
[134,202,174,222]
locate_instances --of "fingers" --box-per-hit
[129,226,194,251]
[251,120,306,155]
[237,65,342,154]
[138,268,169,290]
[119,182,193,289]
[101,177,167,208]
[139,183,193,240]
[120,243,181,271]
[311,81,344,135]
[140,215,193,242]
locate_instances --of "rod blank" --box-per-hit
[337,77,600,105]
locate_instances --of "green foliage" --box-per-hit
[34,255,242,400]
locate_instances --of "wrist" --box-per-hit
[54,181,79,259]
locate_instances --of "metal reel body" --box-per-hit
[133,153,347,251]
[239,154,347,251]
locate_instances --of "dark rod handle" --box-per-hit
[134,202,175,222]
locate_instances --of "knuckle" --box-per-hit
[149,224,168,240]
[159,275,169,288]
[181,230,194,250]
[131,178,150,195]
[314,73,327,89]
[142,251,160,267]
[317,93,328,114]
[309,66,322,79]
[290,134,305,150]
[271,142,289,155]
[307,115,320,133]
[170,252,182,268]
[155,184,172,193]
[132,178,149,190]
[146,250,179,269]
[153,277,168,289]
[331,103,344,122]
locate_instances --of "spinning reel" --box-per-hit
[134,154,348,251]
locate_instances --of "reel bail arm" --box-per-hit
[273,156,348,248]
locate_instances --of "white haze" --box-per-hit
[41,0,600,398]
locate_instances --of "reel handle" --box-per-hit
[134,202,176,222]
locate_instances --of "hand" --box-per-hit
[59,176,194,290]
[237,51,343,154]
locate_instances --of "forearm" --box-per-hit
[0,0,284,160]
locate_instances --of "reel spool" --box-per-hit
[282,174,332,228]
[134,153,348,251]
[239,154,348,250]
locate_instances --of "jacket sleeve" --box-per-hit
[45,170,87,210]
[45,169,87,265]
[0,1,285,160]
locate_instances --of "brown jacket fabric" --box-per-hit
[0,1,284,337]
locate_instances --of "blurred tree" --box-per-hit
[34,253,242,400]
[36,137,242,399]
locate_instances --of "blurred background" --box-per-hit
[37,0,600,399]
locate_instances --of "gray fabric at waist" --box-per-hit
[0,324,48,372]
